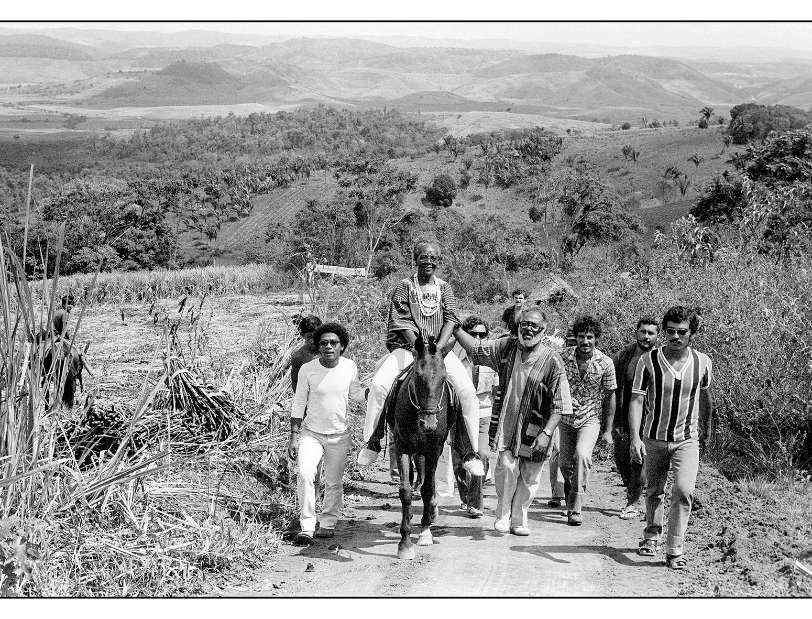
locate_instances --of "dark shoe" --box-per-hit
[293,531,314,546]
[567,512,582,526]
[547,497,564,508]
[315,527,334,539]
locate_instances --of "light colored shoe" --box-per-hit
[493,518,510,533]
[467,505,483,518]
[463,458,485,477]
[510,525,531,536]
[356,448,379,466]
[620,504,640,520]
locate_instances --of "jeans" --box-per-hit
[364,347,480,455]
[642,437,699,556]
[613,427,646,505]
[452,415,491,509]
[494,449,546,528]
[558,416,601,514]
[548,427,566,499]
[296,428,350,533]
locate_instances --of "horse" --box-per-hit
[388,334,457,560]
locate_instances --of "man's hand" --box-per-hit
[288,434,299,461]
[601,430,614,446]
[630,437,645,464]
[531,431,552,457]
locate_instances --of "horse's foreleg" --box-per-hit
[417,454,438,547]
[396,449,415,560]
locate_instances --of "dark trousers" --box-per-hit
[612,427,646,505]
[451,416,490,509]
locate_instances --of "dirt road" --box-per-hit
[229,457,681,597]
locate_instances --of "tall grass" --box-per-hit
[55,263,295,305]
[566,244,812,478]
[0,223,302,595]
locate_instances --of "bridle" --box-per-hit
[407,380,448,416]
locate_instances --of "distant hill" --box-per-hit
[83,61,294,106]
[0,34,97,60]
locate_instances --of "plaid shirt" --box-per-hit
[559,346,617,428]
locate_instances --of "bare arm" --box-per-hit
[629,393,646,463]
[453,324,478,354]
[699,388,714,451]
[436,320,456,352]
[601,390,616,445]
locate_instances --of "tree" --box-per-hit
[727,102,812,144]
[529,160,643,268]
[690,172,745,223]
[700,107,714,122]
[425,174,457,207]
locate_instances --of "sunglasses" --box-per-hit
[319,339,342,348]
[469,330,488,338]
[518,321,543,331]
[664,327,690,337]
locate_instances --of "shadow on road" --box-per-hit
[511,543,664,568]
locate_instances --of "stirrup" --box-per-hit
[356,447,380,466]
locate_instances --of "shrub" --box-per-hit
[425,173,457,207]
[621,122,631,130]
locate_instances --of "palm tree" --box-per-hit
[688,152,704,168]
[700,107,714,121]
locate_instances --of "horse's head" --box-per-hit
[410,335,447,434]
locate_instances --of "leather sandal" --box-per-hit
[638,539,658,556]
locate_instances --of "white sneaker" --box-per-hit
[356,448,379,466]
[463,458,485,477]
[493,517,510,533]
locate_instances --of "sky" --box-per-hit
[3,1,812,52]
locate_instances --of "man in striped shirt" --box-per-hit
[630,306,714,570]
[356,240,483,475]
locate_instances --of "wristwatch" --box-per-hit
[541,428,553,438]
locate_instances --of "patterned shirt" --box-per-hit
[631,346,713,442]
[386,276,459,351]
[470,338,573,457]
[559,346,617,428]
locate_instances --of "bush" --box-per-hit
[621,122,631,130]
[425,174,457,207]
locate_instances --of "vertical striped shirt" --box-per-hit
[386,276,459,351]
[631,346,712,442]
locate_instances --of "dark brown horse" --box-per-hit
[388,335,455,560]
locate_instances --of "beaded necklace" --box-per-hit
[412,273,441,317]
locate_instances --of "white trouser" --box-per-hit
[296,428,350,533]
[363,347,480,454]
[494,449,546,528]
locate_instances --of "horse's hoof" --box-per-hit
[397,544,416,560]
[417,530,433,546]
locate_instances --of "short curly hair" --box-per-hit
[312,322,351,354]
[662,306,701,334]
[462,315,489,335]
[572,314,602,338]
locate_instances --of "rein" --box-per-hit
[407,380,447,416]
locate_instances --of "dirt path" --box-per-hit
[226,457,681,597]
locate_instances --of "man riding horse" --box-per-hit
[357,240,484,476]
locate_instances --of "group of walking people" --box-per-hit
[287,240,714,571]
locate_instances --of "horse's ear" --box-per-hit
[414,335,425,356]
[427,336,437,355]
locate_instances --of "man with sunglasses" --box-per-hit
[451,316,499,518]
[454,308,573,536]
[611,317,660,520]
[356,240,483,475]
[629,307,714,570]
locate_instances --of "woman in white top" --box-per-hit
[288,322,366,545]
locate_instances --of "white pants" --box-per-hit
[363,347,480,454]
[494,449,546,528]
[296,428,350,533]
